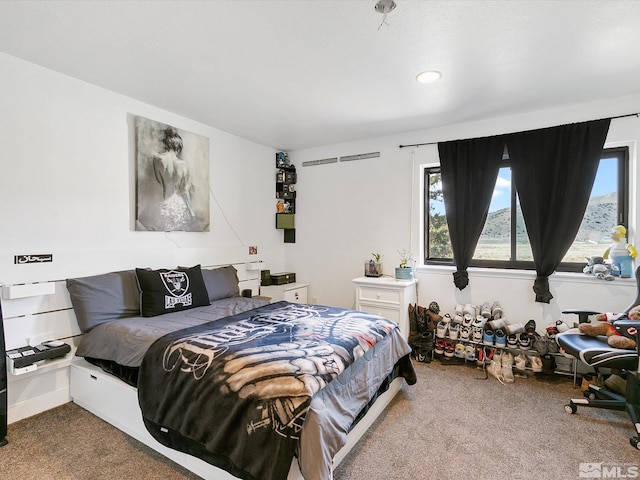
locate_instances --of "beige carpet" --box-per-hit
[2,361,639,480]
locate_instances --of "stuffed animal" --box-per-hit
[583,255,614,281]
[603,225,637,278]
[578,305,640,349]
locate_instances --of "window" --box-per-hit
[424,146,629,272]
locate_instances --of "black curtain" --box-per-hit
[506,118,611,302]
[438,135,506,289]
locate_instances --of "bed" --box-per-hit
[66,264,416,480]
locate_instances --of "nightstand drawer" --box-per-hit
[357,303,400,323]
[260,283,309,304]
[283,287,307,304]
[357,287,401,305]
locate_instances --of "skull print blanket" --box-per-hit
[138,301,415,480]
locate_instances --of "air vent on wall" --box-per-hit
[339,152,380,162]
[301,157,338,167]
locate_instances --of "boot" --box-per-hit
[408,304,418,339]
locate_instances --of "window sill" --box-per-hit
[416,264,636,285]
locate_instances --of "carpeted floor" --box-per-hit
[2,361,639,479]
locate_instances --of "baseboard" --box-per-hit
[8,386,70,424]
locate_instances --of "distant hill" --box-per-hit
[481,192,617,244]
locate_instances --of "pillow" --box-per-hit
[66,270,140,333]
[135,265,210,317]
[201,265,240,301]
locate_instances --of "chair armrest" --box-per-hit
[562,309,601,324]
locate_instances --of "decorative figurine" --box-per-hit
[603,225,637,278]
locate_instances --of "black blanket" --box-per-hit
[138,301,411,480]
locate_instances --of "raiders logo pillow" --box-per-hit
[135,265,210,317]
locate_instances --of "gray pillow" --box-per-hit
[201,265,240,301]
[66,270,140,333]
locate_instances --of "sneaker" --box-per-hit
[546,325,559,336]
[484,347,495,365]
[465,344,476,361]
[463,304,476,317]
[454,304,464,316]
[428,301,441,315]
[476,346,484,366]
[546,333,560,354]
[487,318,507,330]
[481,301,492,318]
[448,322,460,340]
[491,301,503,319]
[531,333,548,355]
[503,322,525,335]
[487,354,504,383]
[527,354,543,373]
[473,316,487,329]
[453,311,464,323]
[495,329,507,349]
[507,334,518,349]
[518,332,531,350]
[483,328,495,346]
[525,319,536,336]
[541,353,556,374]
[462,313,474,327]
[501,352,515,383]
[460,325,471,341]
[444,340,455,357]
[492,349,503,368]
[454,342,466,358]
[441,313,452,324]
[514,353,528,372]
[555,320,570,333]
[434,337,445,355]
[436,321,448,339]
[472,326,484,343]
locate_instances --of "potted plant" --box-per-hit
[365,253,383,277]
[395,249,414,279]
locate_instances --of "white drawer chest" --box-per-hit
[353,276,417,339]
[260,282,309,304]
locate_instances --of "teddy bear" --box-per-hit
[583,255,614,281]
[578,304,640,349]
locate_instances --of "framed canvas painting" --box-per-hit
[135,116,210,232]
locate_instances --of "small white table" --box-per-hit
[260,282,309,304]
[353,276,417,339]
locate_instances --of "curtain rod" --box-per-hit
[398,112,640,149]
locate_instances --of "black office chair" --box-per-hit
[557,265,640,449]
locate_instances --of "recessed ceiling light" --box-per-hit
[416,70,442,84]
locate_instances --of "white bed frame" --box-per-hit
[70,359,403,479]
[3,261,405,479]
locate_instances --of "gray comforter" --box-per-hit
[75,296,269,366]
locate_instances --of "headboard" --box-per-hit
[1,262,263,351]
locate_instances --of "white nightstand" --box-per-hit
[260,282,309,304]
[353,276,417,339]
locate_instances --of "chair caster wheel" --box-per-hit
[564,403,577,414]
[583,390,597,401]
[631,437,640,450]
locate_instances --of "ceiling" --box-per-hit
[1,1,640,151]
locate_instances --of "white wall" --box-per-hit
[288,94,640,332]
[0,52,286,286]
